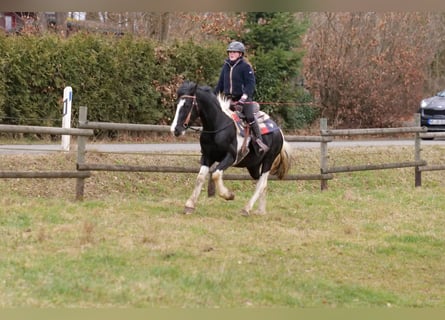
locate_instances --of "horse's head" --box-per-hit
[170,81,199,137]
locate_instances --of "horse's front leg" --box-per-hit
[184,165,209,214]
[212,169,235,201]
[211,152,236,201]
[241,171,270,216]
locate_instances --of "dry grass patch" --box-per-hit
[0,146,444,307]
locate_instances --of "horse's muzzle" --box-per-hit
[173,126,185,137]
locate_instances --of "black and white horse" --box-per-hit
[170,81,291,216]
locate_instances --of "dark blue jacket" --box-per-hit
[215,57,256,100]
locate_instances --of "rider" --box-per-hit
[214,41,269,152]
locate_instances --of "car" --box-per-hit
[419,90,445,132]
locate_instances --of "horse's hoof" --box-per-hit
[240,209,250,217]
[183,207,195,215]
[224,192,235,201]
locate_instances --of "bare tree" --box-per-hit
[159,12,170,41]
[303,12,443,128]
[55,12,68,36]
[72,12,239,41]
[36,12,47,33]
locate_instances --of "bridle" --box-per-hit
[179,94,199,130]
[178,94,234,134]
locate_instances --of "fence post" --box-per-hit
[414,113,422,187]
[76,106,88,200]
[61,86,72,151]
[320,118,329,190]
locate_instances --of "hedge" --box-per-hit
[0,33,313,137]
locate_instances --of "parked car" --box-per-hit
[419,90,445,132]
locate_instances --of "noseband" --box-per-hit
[179,94,198,129]
[178,93,232,134]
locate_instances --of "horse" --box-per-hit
[170,81,291,216]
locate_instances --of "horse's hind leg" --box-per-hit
[257,186,267,215]
[241,171,270,216]
[212,169,235,201]
[184,165,209,214]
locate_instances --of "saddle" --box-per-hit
[229,102,280,162]
[231,103,279,134]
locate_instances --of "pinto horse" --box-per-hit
[170,81,291,216]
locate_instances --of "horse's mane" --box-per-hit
[177,81,233,118]
[199,85,213,94]
[177,81,197,97]
[177,81,213,96]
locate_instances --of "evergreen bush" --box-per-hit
[235,13,315,129]
[0,28,311,137]
[0,35,6,120]
[0,34,226,131]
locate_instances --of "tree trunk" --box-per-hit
[159,12,170,41]
[37,12,47,33]
[55,12,68,36]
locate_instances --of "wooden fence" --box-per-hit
[0,123,93,200]
[318,117,427,190]
[0,106,443,200]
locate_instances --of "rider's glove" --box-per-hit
[237,97,246,105]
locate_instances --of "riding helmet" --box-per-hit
[226,41,245,54]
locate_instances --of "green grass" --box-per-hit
[0,146,444,307]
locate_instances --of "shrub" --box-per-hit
[3,34,64,126]
[0,32,309,136]
[1,34,227,129]
[0,35,6,120]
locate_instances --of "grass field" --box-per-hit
[0,145,444,307]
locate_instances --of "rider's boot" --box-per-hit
[250,120,269,152]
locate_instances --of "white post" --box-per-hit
[61,86,72,151]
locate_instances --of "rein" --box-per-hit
[179,94,233,134]
[179,95,197,130]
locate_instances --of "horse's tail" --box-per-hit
[270,135,291,179]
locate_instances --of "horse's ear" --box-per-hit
[192,83,198,95]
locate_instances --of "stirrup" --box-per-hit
[255,138,269,152]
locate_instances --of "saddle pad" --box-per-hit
[231,112,280,137]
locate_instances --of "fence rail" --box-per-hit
[0,171,91,179]
[0,124,93,136]
[79,121,200,133]
[324,161,426,174]
[76,163,332,181]
[321,126,427,136]
[1,106,443,199]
